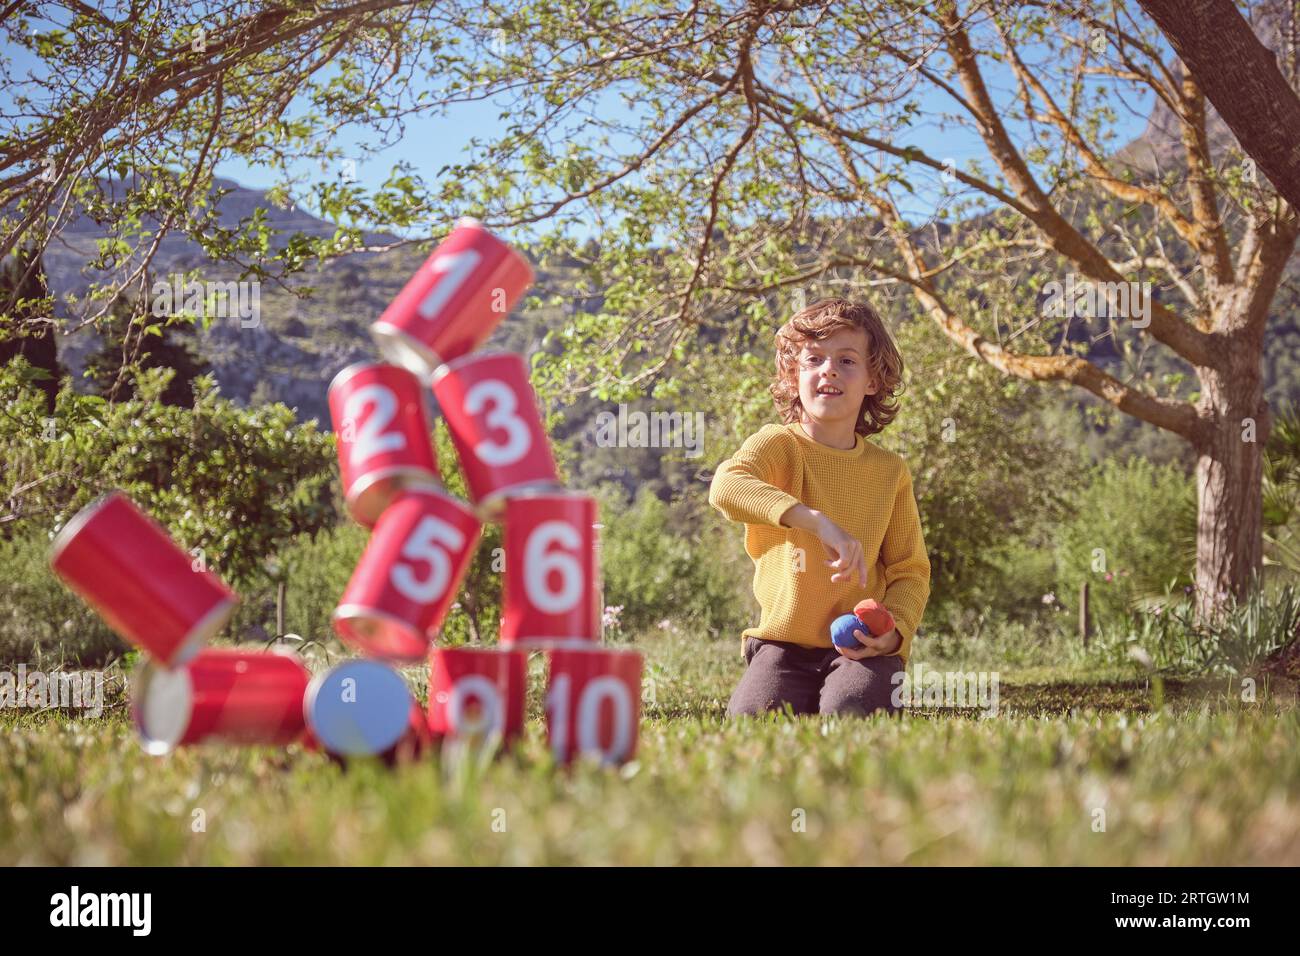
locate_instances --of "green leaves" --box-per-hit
[1,363,337,590]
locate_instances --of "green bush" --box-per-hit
[598,484,753,639]
[1052,456,1196,627]
[1,360,339,590]
[880,315,1075,622]
[0,532,123,665]
[1093,577,1300,675]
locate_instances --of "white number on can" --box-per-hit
[447,675,503,737]
[417,248,482,322]
[524,520,582,614]
[464,378,531,466]
[391,514,466,604]
[344,384,406,466]
[545,673,634,764]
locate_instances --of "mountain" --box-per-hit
[36,176,590,426]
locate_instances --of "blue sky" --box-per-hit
[2,15,1156,246]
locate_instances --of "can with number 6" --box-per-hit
[333,485,482,662]
[500,491,599,648]
[430,350,559,520]
[329,362,440,527]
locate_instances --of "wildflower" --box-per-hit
[1041,592,1056,605]
[602,605,624,630]
[1104,572,1113,582]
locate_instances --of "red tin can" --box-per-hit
[500,492,599,648]
[430,350,559,517]
[333,485,482,661]
[328,362,440,527]
[544,646,643,767]
[48,492,238,668]
[370,217,534,378]
[428,646,527,746]
[303,659,429,761]
[132,647,311,755]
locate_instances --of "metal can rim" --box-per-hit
[47,490,125,568]
[327,360,393,396]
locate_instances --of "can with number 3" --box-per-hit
[333,485,482,661]
[431,350,559,520]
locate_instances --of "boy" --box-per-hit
[708,298,931,718]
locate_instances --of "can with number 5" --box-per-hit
[329,362,440,527]
[333,485,482,661]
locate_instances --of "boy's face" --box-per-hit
[795,326,876,426]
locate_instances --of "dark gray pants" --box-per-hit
[726,636,905,718]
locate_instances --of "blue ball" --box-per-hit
[830,612,865,649]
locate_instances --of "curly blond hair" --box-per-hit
[770,297,904,437]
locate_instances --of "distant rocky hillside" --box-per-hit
[35,25,1300,429]
[43,177,594,426]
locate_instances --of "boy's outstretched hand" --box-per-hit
[836,627,901,660]
[813,514,868,587]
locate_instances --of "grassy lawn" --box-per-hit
[2,628,1298,865]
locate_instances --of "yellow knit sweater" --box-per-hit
[708,421,932,664]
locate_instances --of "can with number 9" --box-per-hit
[329,362,440,527]
[333,485,482,661]
[500,491,599,648]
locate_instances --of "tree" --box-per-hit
[0,243,63,411]
[1136,0,1300,211]
[82,296,212,407]
[411,0,1294,623]
[2,1,1295,625]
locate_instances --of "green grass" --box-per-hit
[2,628,1298,865]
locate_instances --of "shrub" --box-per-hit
[1,361,338,590]
[0,532,123,665]
[1052,456,1195,627]
[1094,577,1300,675]
[599,484,752,639]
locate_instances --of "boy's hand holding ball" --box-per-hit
[830,599,900,660]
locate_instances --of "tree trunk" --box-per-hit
[1192,347,1270,621]
[1137,0,1300,212]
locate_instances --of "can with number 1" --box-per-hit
[370,217,534,379]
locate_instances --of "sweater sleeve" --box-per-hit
[879,464,931,662]
[707,426,802,529]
